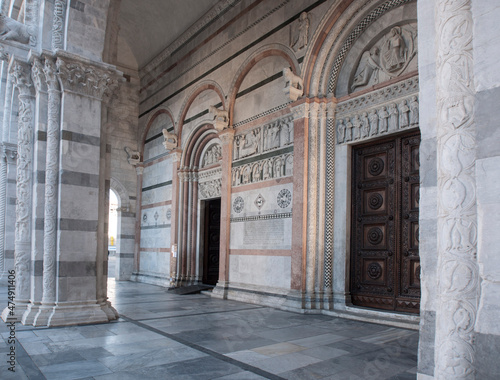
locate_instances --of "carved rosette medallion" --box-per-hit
[435,0,479,378]
[233,196,244,214]
[368,158,384,176]
[368,193,384,210]
[367,262,383,280]
[277,189,291,208]
[367,227,383,245]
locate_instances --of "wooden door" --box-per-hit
[203,199,221,285]
[350,132,420,313]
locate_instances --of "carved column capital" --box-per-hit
[2,144,17,164]
[31,57,47,94]
[55,54,122,102]
[218,128,235,145]
[135,165,144,176]
[43,57,60,92]
[10,60,33,97]
[291,102,309,120]
[170,150,182,163]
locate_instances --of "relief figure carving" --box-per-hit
[388,103,398,131]
[291,12,309,51]
[378,107,389,133]
[351,47,381,92]
[361,112,370,138]
[369,109,379,136]
[337,119,346,143]
[399,100,410,128]
[409,96,419,125]
[0,13,30,44]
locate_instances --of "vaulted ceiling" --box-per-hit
[117,0,220,70]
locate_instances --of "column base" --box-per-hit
[100,301,119,320]
[21,303,43,325]
[46,301,113,326]
[1,301,29,323]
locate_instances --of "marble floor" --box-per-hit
[0,276,419,380]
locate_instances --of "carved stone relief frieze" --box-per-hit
[232,152,293,187]
[336,76,419,145]
[233,116,293,161]
[201,143,222,168]
[198,167,222,200]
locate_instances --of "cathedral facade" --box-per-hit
[0,0,499,378]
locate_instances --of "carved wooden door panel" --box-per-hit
[203,199,221,285]
[351,132,420,313]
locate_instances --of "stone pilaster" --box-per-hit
[169,150,181,287]
[1,60,35,322]
[43,52,120,326]
[212,127,234,299]
[323,101,336,309]
[434,0,480,378]
[133,164,144,274]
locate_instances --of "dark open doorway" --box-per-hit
[202,198,221,285]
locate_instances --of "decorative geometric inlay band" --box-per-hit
[367,227,383,245]
[233,196,244,213]
[231,212,292,223]
[367,262,383,280]
[368,158,384,176]
[368,193,384,210]
[233,103,292,128]
[277,189,292,208]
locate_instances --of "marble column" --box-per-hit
[1,60,35,322]
[22,56,49,325]
[212,127,234,299]
[169,151,181,286]
[0,145,16,274]
[434,0,480,378]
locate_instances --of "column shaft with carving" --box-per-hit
[2,61,35,322]
[52,0,67,50]
[169,151,181,286]
[434,1,479,378]
[41,58,60,307]
[189,172,199,283]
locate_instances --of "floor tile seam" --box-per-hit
[120,315,287,380]
[13,337,48,379]
[131,306,266,321]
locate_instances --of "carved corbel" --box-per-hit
[2,144,17,164]
[124,146,141,166]
[283,67,304,101]
[162,129,178,151]
[209,105,229,132]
